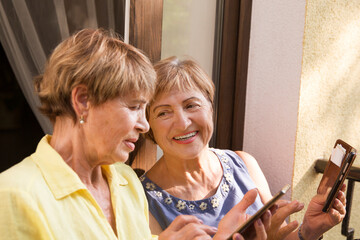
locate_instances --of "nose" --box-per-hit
[136,109,150,133]
[173,109,191,130]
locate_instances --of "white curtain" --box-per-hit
[0,0,125,133]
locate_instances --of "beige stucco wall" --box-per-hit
[293,1,360,239]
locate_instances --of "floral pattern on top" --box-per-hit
[221,157,228,163]
[199,202,208,211]
[224,173,232,182]
[211,197,219,208]
[221,183,230,193]
[141,148,234,213]
[176,200,186,211]
[164,197,172,204]
[145,182,156,191]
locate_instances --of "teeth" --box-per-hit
[174,132,197,140]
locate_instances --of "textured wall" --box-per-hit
[293,1,360,239]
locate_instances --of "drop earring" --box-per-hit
[79,115,84,124]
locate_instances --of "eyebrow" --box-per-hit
[135,99,148,104]
[130,97,148,104]
[152,104,170,113]
[152,96,201,113]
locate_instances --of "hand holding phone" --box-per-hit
[317,139,357,212]
[226,184,290,240]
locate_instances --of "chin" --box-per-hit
[177,149,202,159]
[118,155,129,163]
[107,154,128,165]
[113,148,131,162]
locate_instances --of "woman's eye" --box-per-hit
[186,103,199,109]
[157,112,167,117]
[130,105,141,110]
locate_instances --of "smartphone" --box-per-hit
[317,139,357,212]
[227,184,290,240]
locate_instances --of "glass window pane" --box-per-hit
[161,0,217,76]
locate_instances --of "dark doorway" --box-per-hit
[0,44,44,172]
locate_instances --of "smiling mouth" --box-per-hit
[173,131,198,141]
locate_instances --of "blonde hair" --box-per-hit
[151,56,214,106]
[146,56,215,142]
[35,28,155,123]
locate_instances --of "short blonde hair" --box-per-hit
[146,56,215,142]
[151,56,215,106]
[35,28,155,123]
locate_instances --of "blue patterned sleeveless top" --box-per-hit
[140,149,264,230]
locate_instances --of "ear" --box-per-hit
[71,85,89,118]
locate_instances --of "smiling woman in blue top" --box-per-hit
[0,29,263,240]
[141,56,347,240]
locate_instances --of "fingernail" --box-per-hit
[212,227,218,232]
[256,219,263,226]
[235,234,242,240]
[290,220,299,227]
[265,210,271,218]
[293,200,304,209]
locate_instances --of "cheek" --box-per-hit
[201,112,214,139]
[149,117,159,133]
[100,115,133,145]
[150,124,163,143]
[207,120,214,134]
[206,120,214,137]
[150,120,170,146]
